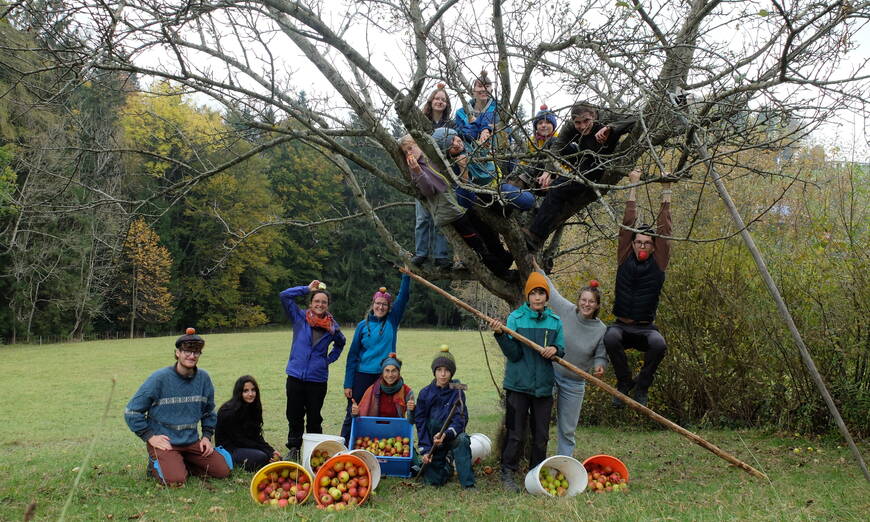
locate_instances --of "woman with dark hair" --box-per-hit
[414,84,454,267]
[340,275,411,441]
[279,280,346,460]
[216,376,280,471]
[532,259,607,457]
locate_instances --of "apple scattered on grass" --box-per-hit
[353,436,412,457]
[584,462,629,494]
[254,465,311,507]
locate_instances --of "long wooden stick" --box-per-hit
[400,267,768,480]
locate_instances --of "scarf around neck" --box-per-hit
[380,377,404,395]
[306,308,335,334]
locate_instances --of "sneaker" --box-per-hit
[411,255,428,266]
[434,258,453,269]
[612,381,635,409]
[633,388,649,407]
[500,470,521,493]
[284,446,300,462]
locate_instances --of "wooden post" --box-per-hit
[400,267,769,480]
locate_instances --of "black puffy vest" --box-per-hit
[612,253,666,322]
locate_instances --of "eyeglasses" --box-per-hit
[180,349,202,358]
[633,240,654,248]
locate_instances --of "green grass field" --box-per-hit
[1,329,868,521]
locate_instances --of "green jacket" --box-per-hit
[495,303,565,397]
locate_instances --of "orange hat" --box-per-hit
[524,272,549,300]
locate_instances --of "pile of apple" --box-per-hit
[585,462,628,493]
[315,460,370,511]
[353,435,411,458]
[254,467,311,507]
[309,449,332,472]
[538,466,570,496]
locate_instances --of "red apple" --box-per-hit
[333,462,345,472]
[296,489,307,502]
[320,494,333,505]
[258,491,267,503]
[358,486,368,498]
[342,492,351,502]
[357,476,369,488]
[338,470,350,483]
[348,487,358,497]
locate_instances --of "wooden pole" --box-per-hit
[694,140,870,483]
[401,266,769,480]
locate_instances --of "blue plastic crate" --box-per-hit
[350,416,415,478]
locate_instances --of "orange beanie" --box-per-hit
[524,272,549,300]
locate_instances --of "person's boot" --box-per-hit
[411,255,428,266]
[633,387,649,407]
[521,227,543,253]
[500,469,521,493]
[434,258,453,269]
[612,380,635,409]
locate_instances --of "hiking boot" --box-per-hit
[501,470,521,493]
[541,255,555,275]
[633,388,649,407]
[284,446,300,462]
[434,258,453,269]
[612,381,635,409]
[522,228,543,253]
[411,255,428,266]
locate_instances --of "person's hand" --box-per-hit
[407,398,415,412]
[148,434,172,451]
[530,257,541,271]
[541,346,558,360]
[487,318,505,334]
[406,152,422,174]
[433,432,445,447]
[422,453,432,464]
[198,436,214,457]
[308,280,322,292]
[456,154,469,169]
[593,365,605,378]
[595,125,611,144]
[628,169,641,183]
[344,388,353,399]
[350,399,359,416]
[271,451,282,462]
[537,172,553,188]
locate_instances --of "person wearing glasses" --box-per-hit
[604,168,673,408]
[124,329,230,486]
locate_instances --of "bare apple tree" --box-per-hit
[2,0,868,304]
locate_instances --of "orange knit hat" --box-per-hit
[524,272,549,300]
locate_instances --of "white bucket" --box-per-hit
[469,433,493,465]
[524,455,588,497]
[301,433,346,475]
[338,449,382,490]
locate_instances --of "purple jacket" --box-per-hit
[280,286,346,383]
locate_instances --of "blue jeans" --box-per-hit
[456,183,535,211]
[554,372,586,457]
[414,201,449,259]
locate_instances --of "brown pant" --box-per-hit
[147,440,230,485]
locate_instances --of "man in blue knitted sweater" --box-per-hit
[124,329,230,486]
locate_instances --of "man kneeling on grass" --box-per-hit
[124,329,230,486]
[414,346,475,489]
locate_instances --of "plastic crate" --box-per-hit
[349,416,414,478]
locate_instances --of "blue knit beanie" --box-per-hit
[432,127,458,153]
[532,104,558,132]
[381,352,402,372]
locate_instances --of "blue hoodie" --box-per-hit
[280,286,346,383]
[343,274,411,388]
[454,98,498,142]
[414,379,468,455]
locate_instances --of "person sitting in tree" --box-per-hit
[340,277,411,442]
[525,102,636,252]
[604,168,673,407]
[124,329,231,486]
[216,375,281,471]
[510,104,560,197]
[488,273,565,492]
[399,134,514,278]
[414,346,475,488]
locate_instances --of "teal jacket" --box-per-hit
[495,303,565,397]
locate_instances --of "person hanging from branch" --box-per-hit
[524,102,636,252]
[487,273,565,492]
[414,346,475,488]
[605,168,673,408]
[399,134,515,279]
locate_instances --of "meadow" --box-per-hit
[1,329,868,521]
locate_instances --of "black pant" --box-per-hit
[230,447,271,472]
[529,178,593,240]
[340,371,380,443]
[501,390,553,473]
[452,211,513,275]
[603,322,668,391]
[285,376,328,450]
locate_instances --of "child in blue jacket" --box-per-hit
[279,280,346,458]
[414,347,475,488]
